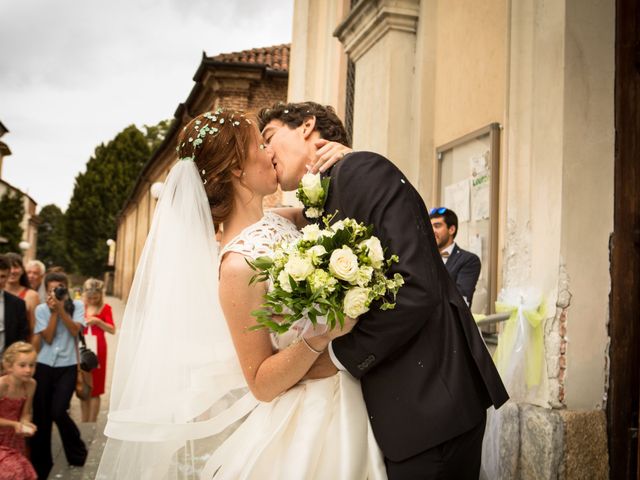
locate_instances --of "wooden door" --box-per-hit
[609,0,640,478]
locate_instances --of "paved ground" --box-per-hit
[47,295,124,479]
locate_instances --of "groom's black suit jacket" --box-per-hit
[324,152,508,462]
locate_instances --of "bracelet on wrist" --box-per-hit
[301,337,325,355]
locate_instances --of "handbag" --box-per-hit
[75,368,93,400]
[78,331,99,372]
[75,331,97,400]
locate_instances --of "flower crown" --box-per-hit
[176,108,254,184]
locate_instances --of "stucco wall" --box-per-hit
[504,0,614,408]
[432,0,508,150]
[559,0,614,409]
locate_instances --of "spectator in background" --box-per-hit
[25,261,46,304]
[30,272,87,478]
[3,254,39,339]
[0,257,29,359]
[429,207,481,308]
[80,278,115,422]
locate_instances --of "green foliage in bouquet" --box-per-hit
[247,215,404,334]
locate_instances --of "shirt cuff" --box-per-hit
[328,341,347,371]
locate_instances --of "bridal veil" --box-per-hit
[96,160,257,479]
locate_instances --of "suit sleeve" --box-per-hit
[330,153,442,379]
[456,253,481,305]
[17,300,29,341]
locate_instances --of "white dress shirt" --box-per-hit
[440,242,456,264]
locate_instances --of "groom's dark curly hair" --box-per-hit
[257,101,351,147]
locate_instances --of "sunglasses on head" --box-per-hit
[429,207,448,215]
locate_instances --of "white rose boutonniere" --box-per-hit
[297,172,330,219]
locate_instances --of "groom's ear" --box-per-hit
[301,116,317,140]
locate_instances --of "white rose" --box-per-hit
[301,172,324,204]
[329,247,359,283]
[307,245,327,265]
[343,287,371,318]
[284,253,315,281]
[331,220,345,232]
[360,236,384,268]
[306,207,322,218]
[278,270,293,293]
[301,224,322,242]
[355,265,374,287]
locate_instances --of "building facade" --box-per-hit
[0,121,39,261]
[113,45,290,299]
[289,0,624,477]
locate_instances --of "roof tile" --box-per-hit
[209,44,290,71]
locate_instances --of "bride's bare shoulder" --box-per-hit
[219,251,253,280]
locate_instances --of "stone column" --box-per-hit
[335,0,421,183]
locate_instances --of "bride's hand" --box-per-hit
[325,316,357,341]
[308,139,353,174]
[302,316,357,353]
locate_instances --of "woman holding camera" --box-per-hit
[80,278,115,422]
[30,271,88,479]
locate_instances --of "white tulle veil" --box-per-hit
[96,159,257,479]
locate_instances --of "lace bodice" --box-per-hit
[219,211,300,261]
[220,212,302,351]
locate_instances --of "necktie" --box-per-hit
[441,251,450,258]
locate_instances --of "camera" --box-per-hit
[53,285,68,300]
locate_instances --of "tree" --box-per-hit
[37,204,73,271]
[0,190,24,254]
[66,125,151,277]
[144,119,171,152]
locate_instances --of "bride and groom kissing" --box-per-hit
[98,101,508,479]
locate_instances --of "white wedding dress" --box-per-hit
[201,211,387,479]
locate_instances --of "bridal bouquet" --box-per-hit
[248,216,404,334]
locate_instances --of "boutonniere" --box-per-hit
[297,172,330,219]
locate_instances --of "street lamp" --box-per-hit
[150,182,164,199]
[106,239,116,267]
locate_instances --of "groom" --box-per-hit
[259,102,508,479]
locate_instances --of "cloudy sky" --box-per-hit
[0,0,293,209]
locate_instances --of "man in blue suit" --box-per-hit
[430,207,481,308]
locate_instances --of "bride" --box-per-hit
[96,108,387,479]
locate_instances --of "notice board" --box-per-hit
[436,123,501,317]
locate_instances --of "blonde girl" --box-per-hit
[0,341,37,480]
